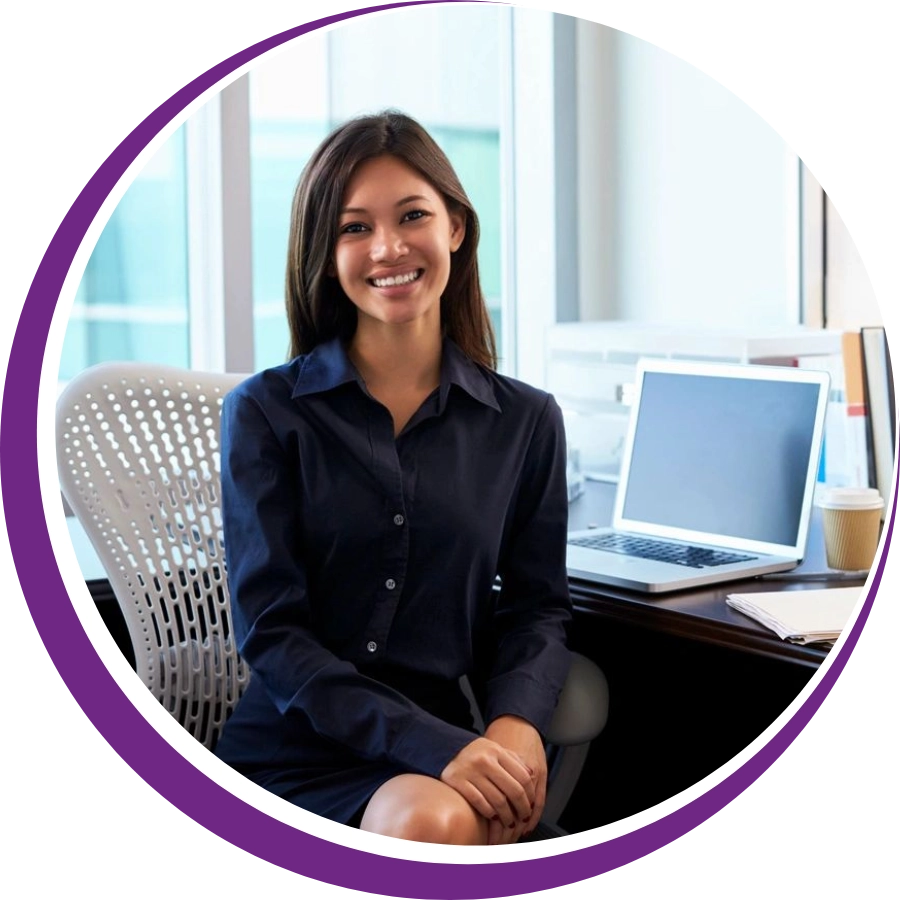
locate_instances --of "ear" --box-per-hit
[327,260,337,277]
[449,212,466,253]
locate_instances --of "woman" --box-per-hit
[214,111,572,846]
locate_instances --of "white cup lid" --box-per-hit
[817,486,885,510]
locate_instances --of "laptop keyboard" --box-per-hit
[568,533,757,569]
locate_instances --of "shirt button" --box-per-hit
[366,641,377,653]
[385,578,396,590]
[393,514,405,526]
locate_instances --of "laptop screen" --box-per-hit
[617,362,828,552]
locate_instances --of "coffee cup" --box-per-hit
[817,487,884,571]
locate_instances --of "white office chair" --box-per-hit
[57,361,608,832]
[57,362,251,749]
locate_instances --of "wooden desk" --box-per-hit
[570,577,830,669]
[560,481,865,832]
[566,479,864,667]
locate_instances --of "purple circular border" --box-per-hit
[1,3,894,897]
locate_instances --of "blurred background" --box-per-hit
[58,4,880,390]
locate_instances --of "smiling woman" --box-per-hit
[213,111,573,846]
[285,113,497,370]
[334,156,465,337]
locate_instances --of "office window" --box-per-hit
[248,39,330,367]
[59,126,190,379]
[248,5,507,369]
[59,5,515,385]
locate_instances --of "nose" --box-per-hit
[370,223,407,262]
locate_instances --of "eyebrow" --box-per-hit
[340,195,431,215]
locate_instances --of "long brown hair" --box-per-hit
[285,110,497,368]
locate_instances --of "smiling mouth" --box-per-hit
[368,269,423,288]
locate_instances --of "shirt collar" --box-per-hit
[291,337,362,398]
[439,338,501,412]
[291,335,501,413]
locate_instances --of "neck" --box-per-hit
[348,323,443,391]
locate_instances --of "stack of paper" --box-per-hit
[725,587,863,644]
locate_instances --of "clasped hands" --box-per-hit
[439,714,546,845]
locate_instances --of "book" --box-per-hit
[796,352,845,486]
[840,331,873,489]
[860,326,896,513]
[725,586,863,644]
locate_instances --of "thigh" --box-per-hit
[216,680,405,825]
[360,774,490,845]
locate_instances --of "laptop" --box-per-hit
[566,357,830,593]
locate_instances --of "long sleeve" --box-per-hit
[481,394,573,736]
[221,388,476,777]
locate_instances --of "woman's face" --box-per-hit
[333,155,465,336]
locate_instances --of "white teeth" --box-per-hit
[371,270,421,288]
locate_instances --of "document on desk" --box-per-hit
[725,587,863,644]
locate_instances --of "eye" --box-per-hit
[402,209,429,223]
[339,222,367,235]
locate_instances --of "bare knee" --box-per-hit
[392,797,484,844]
[361,775,488,845]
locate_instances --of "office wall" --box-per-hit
[328,6,501,128]
[576,22,800,328]
[800,165,883,331]
[824,197,882,329]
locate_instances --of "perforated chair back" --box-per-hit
[57,362,251,750]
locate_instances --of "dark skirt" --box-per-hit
[214,669,477,826]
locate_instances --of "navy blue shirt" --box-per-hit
[220,337,572,780]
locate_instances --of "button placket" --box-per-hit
[359,421,410,662]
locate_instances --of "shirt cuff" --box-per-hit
[481,671,566,738]
[392,715,478,779]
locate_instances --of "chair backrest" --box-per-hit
[57,362,252,750]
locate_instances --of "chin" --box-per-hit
[364,303,439,330]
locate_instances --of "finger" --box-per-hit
[443,769,518,827]
[494,749,534,788]
[507,818,529,844]
[493,753,536,807]
[519,771,545,837]
[521,806,540,838]
[484,773,530,824]
[490,817,518,846]
[461,750,531,824]
[445,778,498,824]
[445,741,533,825]
[532,769,547,825]
[472,777,518,828]
[487,816,506,846]
[451,765,518,828]
[511,752,535,780]
[488,765,534,822]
